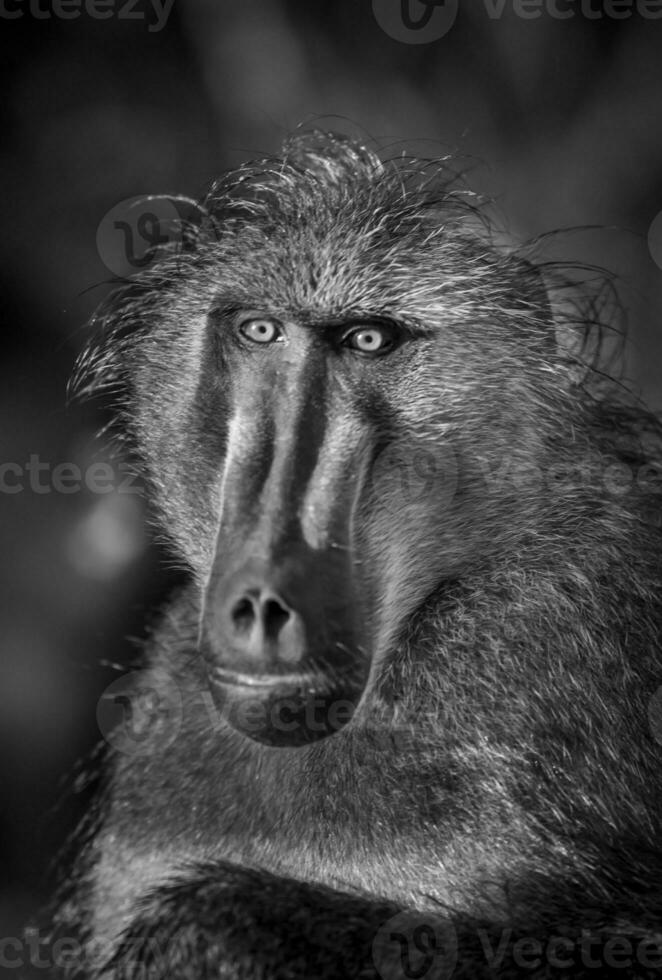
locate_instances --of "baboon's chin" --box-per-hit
[206,667,364,747]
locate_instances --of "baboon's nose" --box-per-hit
[222,580,306,668]
[201,548,367,744]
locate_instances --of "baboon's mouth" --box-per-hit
[212,667,325,690]
[207,665,362,747]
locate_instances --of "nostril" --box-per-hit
[216,581,306,667]
[231,597,256,633]
[229,594,291,641]
[262,598,290,641]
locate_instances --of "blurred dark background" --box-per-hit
[2,0,662,974]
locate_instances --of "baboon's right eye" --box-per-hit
[342,322,399,356]
[238,317,282,345]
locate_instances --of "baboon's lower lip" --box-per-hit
[211,667,327,693]
[207,666,359,746]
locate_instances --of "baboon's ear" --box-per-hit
[282,130,384,185]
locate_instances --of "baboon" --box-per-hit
[60,132,662,978]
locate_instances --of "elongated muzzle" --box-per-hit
[199,348,371,746]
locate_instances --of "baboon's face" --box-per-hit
[194,306,461,748]
[129,220,546,748]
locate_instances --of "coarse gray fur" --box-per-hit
[58,131,662,978]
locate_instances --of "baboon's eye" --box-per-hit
[238,317,282,344]
[344,324,396,355]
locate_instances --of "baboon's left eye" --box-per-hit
[344,325,395,355]
[239,318,281,344]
